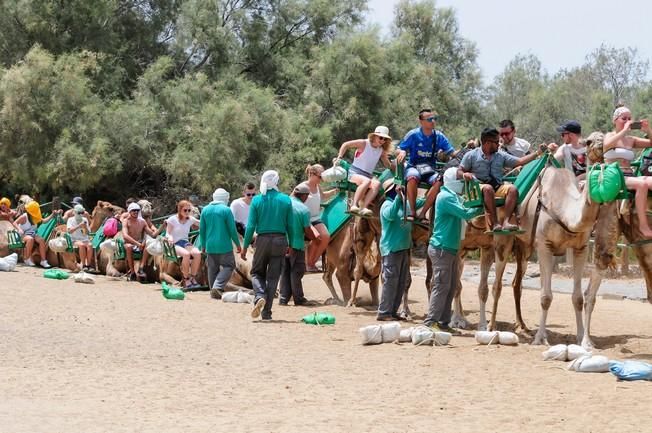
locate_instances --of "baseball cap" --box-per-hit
[557,120,582,134]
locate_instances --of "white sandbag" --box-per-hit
[73,272,95,284]
[360,325,383,345]
[321,166,347,183]
[237,291,254,304]
[48,236,69,253]
[100,239,116,252]
[498,331,519,345]
[380,322,401,343]
[411,326,434,346]
[475,331,500,345]
[399,328,413,343]
[567,344,591,360]
[434,331,452,346]
[542,344,568,361]
[221,291,239,303]
[567,355,610,373]
[0,253,18,272]
[145,235,164,257]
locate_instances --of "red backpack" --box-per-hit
[103,217,120,238]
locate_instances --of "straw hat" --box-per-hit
[368,125,392,141]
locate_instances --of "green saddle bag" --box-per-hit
[588,162,625,203]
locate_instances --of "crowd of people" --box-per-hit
[2,104,651,329]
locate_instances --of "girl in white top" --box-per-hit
[604,105,652,238]
[300,164,338,272]
[67,204,94,270]
[333,125,395,217]
[165,199,202,288]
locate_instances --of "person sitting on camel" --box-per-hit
[396,108,456,223]
[333,125,395,217]
[122,202,158,281]
[458,127,545,232]
[0,197,16,222]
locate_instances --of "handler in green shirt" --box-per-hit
[279,184,317,306]
[377,179,413,321]
[241,170,293,320]
[424,167,483,331]
[200,188,241,299]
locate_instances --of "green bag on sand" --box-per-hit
[302,312,335,325]
[588,162,625,203]
[162,282,185,300]
[43,269,70,280]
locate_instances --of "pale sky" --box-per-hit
[367,0,652,83]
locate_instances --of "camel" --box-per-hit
[510,165,602,347]
[90,200,126,277]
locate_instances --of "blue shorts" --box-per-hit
[405,166,441,185]
[175,239,192,248]
[348,165,374,180]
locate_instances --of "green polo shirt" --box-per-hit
[243,189,292,248]
[199,202,241,254]
[380,195,413,256]
[288,197,311,251]
[430,186,483,254]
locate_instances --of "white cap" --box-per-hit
[212,188,230,204]
[127,202,141,212]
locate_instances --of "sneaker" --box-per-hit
[376,315,394,322]
[427,322,442,332]
[209,288,223,300]
[251,298,266,318]
[437,324,461,335]
[295,299,318,307]
[391,313,407,321]
[24,258,35,267]
[40,260,52,269]
[278,299,289,306]
[359,208,374,217]
[349,205,361,214]
[492,223,503,232]
[502,222,520,231]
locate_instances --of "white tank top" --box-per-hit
[352,139,382,174]
[18,215,36,232]
[303,184,322,222]
[166,215,199,242]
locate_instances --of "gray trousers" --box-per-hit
[207,252,235,291]
[424,246,458,326]
[279,248,306,304]
[251,234,287,317]
[377,249,411,317]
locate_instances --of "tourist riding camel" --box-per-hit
[499,119,532,157]
[66,204,94,271]
[553,120,586,181]
[458,127,545,232]
[604,104,652,238]
[396,108,456,223]
[166,200,201,289]
[12,201,60,268]
[333,125,395,217]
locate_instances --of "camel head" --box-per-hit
[137,199,153,219]
[585,131,605,165]
[90,201,125,232]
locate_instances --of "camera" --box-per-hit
[631,121,642,130]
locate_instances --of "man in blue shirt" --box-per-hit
[396,108,456,223]
[459,128,542,231]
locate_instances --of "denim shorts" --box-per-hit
[175,239,192,248]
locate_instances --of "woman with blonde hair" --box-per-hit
[299,164,338,272]
[165,200,202,289]
[12,201,60,268]
[604,105,652,238]
[334,126,395,217]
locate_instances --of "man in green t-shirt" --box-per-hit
[279,184,317,306]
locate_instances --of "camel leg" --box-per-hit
[571,247,588,344]
[511,243,529,332]
[582,268,603,350]
[335,268,352,304]
[477,247,492,331]
[450,254,468,329]
[369,277,379,306]
[533,247,554,345]
[322,265,343,305]
[347,254,365,307]
[348,278,362,307]
[488,255,507,331]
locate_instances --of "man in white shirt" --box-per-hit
[230,182,256,235]
[499,119,531,158]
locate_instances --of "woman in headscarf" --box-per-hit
[604,104,652,237]
[12,201,60,268]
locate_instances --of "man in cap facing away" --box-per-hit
[376,179,413,321]
[242,170,293,320]
[279,183,317,306]
[200,188,241,299]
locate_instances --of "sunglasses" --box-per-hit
[560,132,569,137]
[182,208,192,213]
[499,131,513,137]
[312,173,322,179]
[129,210,139,213]
[422,116,439,122]
[245,192,255,197]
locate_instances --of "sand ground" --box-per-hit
[1,263,651,433]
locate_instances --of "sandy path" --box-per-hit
[1,264,651,433]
